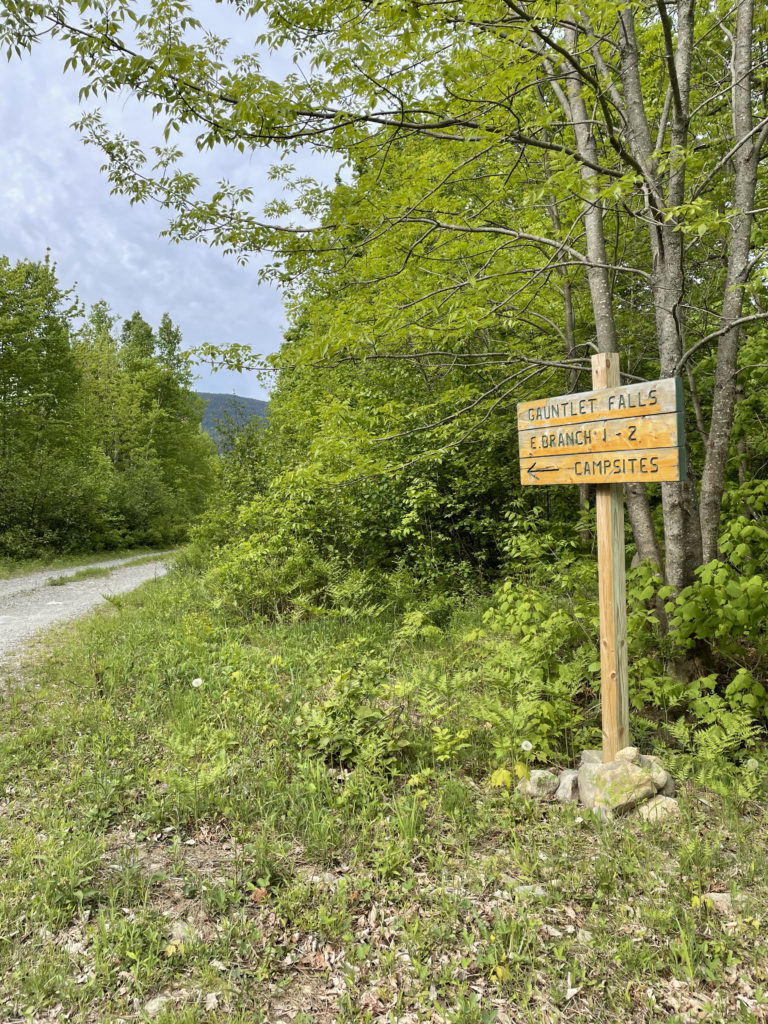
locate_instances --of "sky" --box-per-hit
[0,10,333,401]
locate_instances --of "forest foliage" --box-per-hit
[2,2,768,766]
[196,315,768,774]
[1,11,768,1018]
[0,255,217,557]
[5,0,768,590]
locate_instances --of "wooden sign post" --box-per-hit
[516,354,686,762]
[592,353,629,762]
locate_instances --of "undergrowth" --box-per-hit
[1,564,767,1022]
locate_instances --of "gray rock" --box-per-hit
[640,753,663,768]
[578,759,655,814]
[144,996,174,1018]
[638,794,680,822]
[638,756,669,791]
[580,748,603,766]
[511,883,546,897]
[144,988,193,1017]
[169,919,196,944]
[555,769,579,804]
[639,753,674,792]
[516,769,559,799]
[615,745,641,764]
[577,760,602,808]
[651,767,670,790]
[706,891,736,916]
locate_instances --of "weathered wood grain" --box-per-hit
[592,353,630,762]
[517,377,680,431]
[518,411,680,459]
[519,446,684,485]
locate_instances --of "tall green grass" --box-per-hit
[1,570,767,1022]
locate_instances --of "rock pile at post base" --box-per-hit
[516,746,679,821]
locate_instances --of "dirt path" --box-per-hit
[0,552,171,665]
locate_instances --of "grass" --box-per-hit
[120,554,175,569]
[45,556,168,587]
[47,567,112,586]
[1,570,767,1023]
[0,546,178,580]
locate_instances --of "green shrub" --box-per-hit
[205,520,340,620]
[624,499,768,765]
[294,666,414,769]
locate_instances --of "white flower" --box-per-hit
[521,740,533,752]
[745,758,759,771]
[191,677,203,688]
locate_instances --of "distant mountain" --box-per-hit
[197,392,268,451]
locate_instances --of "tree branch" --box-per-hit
[676,313,768,372]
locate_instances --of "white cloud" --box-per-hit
[0,18,336,400]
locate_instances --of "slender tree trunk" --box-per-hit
[561,23,663,566]
[562,37,617,356]
[625,480,669,629]
[539,146,592,547]
[699,0,760,563]
[734,380,758,520]
[562,275,592,545]
[617,2,702,588]
[625,482,664,570]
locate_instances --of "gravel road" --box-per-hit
[0,553,170,665]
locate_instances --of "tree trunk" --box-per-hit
[699,0,760,563]
[617,2,702,589]
[538,105,593,549]
[733,381,757,518]
[562,28,618,356]
[625,482,663,570]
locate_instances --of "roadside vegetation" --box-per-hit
[2,2,768,1021]
[44,554,171,587]
[1,571,767,1023]
[3,327,766,1018]
[0,546,177,581]
[46,567,112,586]
[0,255,217,560]
[2,396,768,1020]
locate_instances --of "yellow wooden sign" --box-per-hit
[519,355,687,764]
[517,377,685,486]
